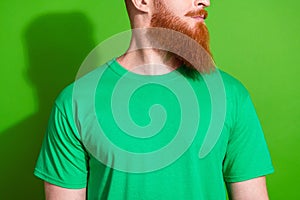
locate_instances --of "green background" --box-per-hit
[0,0,299,199]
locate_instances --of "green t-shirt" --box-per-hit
[34,59,274,199]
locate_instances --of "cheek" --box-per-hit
[164,1,190,17]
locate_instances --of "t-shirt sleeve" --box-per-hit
[222,90,274,183]
[34,101,89,189]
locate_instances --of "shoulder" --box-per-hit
[204,69,253,120]
[217,69,250,100]
[54,60,113,111]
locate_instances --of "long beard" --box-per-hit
[148,1,215,75]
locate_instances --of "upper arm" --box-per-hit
[223,90,274,183]
[34,100,88,191]
[226,176,269,200]
[222,83,274,199]
[45,182,86,200]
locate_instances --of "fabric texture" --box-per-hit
[34,58,274,199]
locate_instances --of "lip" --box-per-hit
[191,15,205,22]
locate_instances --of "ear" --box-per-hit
[130,0,151,13]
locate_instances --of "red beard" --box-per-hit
[148,0,215,75]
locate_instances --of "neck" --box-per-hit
[117,30,182,75]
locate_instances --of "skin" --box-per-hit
[45,0,271,199]
[226,176,270,200]
[44,182,86,200]
[118,0,212,75]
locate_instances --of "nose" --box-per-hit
[194,0,210,8]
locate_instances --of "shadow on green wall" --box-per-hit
[0,12,96,199]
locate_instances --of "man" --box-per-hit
[34,0,274,199]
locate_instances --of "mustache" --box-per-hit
[184,9,208,19]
